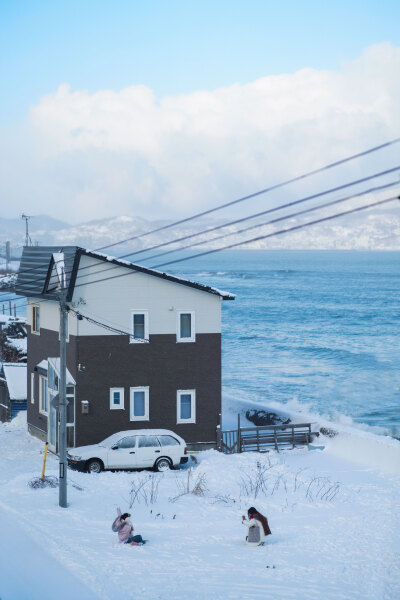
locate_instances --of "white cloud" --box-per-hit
[2,43,400,223]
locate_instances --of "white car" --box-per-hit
[67,429,188,473]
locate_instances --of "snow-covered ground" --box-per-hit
[0,406,399,600]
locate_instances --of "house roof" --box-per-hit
[2,364,27,400]
[15,246,235,302]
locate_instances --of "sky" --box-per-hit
[1,0,400,224]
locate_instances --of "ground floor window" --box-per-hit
[177,389,196,424]
[39,375,48,414]
[130,387,149,421]
[31,373,35,404]
[110,387,124,410]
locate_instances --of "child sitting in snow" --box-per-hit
[242,506,271,546]
[112,508,146,546]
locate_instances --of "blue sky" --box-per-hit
[1,0,399,125]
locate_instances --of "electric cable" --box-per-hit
[5,167,399,295]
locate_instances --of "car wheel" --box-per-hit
[87,459,103,473]
[155,457,172,472]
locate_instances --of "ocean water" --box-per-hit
[168,250,400,438]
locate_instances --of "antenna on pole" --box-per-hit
[21,214,33,246]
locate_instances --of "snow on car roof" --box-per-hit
[103,429,185,444]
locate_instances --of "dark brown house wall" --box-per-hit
[75,333,221,446]
[27,327,221,447]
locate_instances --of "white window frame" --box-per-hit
[176,311,195,343]
[31,305,40,334]
[110,387,125,410]
[130,310,149,344]
[130,386,149,421]
[177,389,196,424]
[39,374,48,415]
[31,372,35,404]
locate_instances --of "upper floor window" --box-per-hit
[130,310,149,343]
[177,311,195,343]
[32,305,40,334]
[110,387,125,410]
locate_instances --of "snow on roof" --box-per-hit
[3,364,27,400]
[0,315,27,324]
[47,358,76,385]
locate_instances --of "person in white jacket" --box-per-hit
[242,506,271,546]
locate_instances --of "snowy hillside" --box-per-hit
[0,397,399,600]
[1,208,400,251]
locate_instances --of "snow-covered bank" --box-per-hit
[0,410,399,600]
[223,393,400,475]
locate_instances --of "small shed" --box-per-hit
[0,363,27,421]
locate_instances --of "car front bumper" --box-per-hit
[67,459,88,472]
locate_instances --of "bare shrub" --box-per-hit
[129,473,162,507]
[305,476,341,502]
[239,460,274,499]
[169,468,208,502]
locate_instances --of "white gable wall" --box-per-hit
[28,256,222,336]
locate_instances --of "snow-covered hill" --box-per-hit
[1,208,400,251]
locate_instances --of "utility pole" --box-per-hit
[21,214,32,246]
[58,267,68,508]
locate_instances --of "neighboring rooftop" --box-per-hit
[2,363,27,400]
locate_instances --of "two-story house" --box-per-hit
[15,246,234,452]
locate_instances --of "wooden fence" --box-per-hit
[217,415,313,454]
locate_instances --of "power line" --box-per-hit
[6,138,400,289]
[2,188,399,308]
[132,180,400,264]
[6,167,399,297]
[115,166,400,262]
[66,194,398,290]
[95,136,400,252]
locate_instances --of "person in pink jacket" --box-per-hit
[112,508,146,546]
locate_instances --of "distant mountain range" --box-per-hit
[1,209,399,259]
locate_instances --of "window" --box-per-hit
[116,436,137,449]
[110,388,125,410]
[32,305,40,334]
[130,310,149,343]
[66,385,75,448]
[159,435,180,447]
[31,373,35,404]
[177,311,195,342]
[130,387,149,421]
[138,435,160,448]
[177,389,196,424]
[39,375,48,414]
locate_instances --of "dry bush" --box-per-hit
[129,473,163,507]
[169,468,208,502]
